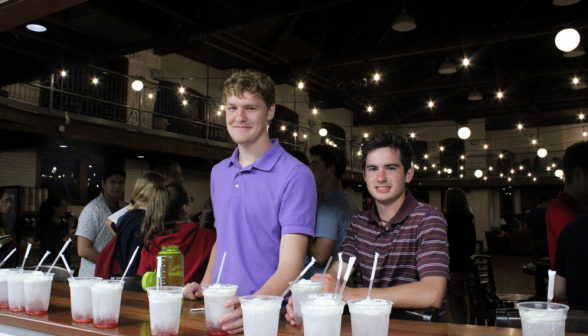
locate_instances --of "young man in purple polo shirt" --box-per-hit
[286,131,450,322]
[184,69,317,334]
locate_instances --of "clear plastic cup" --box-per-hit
[6,270,34,312]
[91,280,125,328]
[348,298,393,336]
[518,301,569,336]
[240,295,282,336]
[147,286,184,336]
[300,293,346,336]
[0,269,11,308]
[202,284,238,335]
[289,279,323,328]
[23,272,55,315]
[68,277,102,322]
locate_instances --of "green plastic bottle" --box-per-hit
[142,245,184,291]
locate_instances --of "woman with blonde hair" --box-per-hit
[95,172,166,278]
[444,188,476,324]
[138,184,215,284]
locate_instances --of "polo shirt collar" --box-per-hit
[228,139,284,172]
[368,191,418,228]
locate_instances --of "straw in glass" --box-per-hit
[366,252,379,300]
[60,254,74,280]
[338,256,357,300]
[46,238,72,275]
[20,243,32,272]
[156,256,162,293]
[547,269,556,309]
[215,252,226,285]
[319,256,333,283]
[119,246,140,285]
[0,248,16,268]
[34,251,51,272]
[335,252,343,295]
[279,257,316,299]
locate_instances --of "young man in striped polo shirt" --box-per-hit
[286,131,450,321]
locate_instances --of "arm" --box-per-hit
[307,238,336,266]
[77,236,99,263]
[184,242,216,300]
[554,274,567,300]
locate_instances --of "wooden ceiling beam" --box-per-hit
[10,28,91,56]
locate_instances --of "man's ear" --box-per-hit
[327,164,336,176]
[267,104,275,121]
[405,166,415,183]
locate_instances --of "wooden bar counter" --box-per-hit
[0,282,585,336]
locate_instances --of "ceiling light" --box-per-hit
[148,93,153,99]
[552,163,556,167]
[410,133,415,138]
[92,78,98,84]
[424,167,428,170]
[440,146,444,151]
[563,44,585,57]
[508,177,512,182]
[312,108,317,115]
[26,24,47,32]
[131,80,144,91]
[182,100,188,105]
[438,171,441,174]
[281,125,286,131]
[528,173,532,177]
[59,145,67,148]
[517,124,523,130]
[438,59,457,74]
[374,74,380,81]
[463,58,470,66]
[319,128,328,137]
[179,87,185,93]
[460,166,464,170]
[447,168,452,174]
[367,106,373,112]
[499,154,504,158]
[460,174,463,178]
[584,128,587,137]
[392,10,416,32]
[532,139,537,145]
[468,89,483,101]
[555,28,581,52]
[428,101,434,108]
[520,166,524,170]
[293,132,297,137]
[511,169,515,173]
[484,177,487,181]
[497,92,503,98]
[298,82,304,89]
[220,105,225,110]
[217,111,221,115]
[580,114,585,120]
[61,71,67,77]
[432,164,436,167]
[475,170,483,178]
[458,127,471,139]
[304,134,307,139]
[461,155,465,160]
[138,156,144,159]
[484,144,488,149]
[424,154,428,159]
[574,77,580,84]
[364,132,369,138]
[533,177,537,181]
[555,169,564,178]
[553,0,581,6]
[500,173,504,177]
[489,166,493,171]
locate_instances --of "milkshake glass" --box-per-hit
[68,277,102,322]
[240,295,282,336]
[518,301,569,336]
[347,298,393,336]
[202,284,238,335]
[0,269,12,308]
[91,280,125,328]
[147,286,184,336]
[23,272,55,315]
[300,293,346,336]
[6,270,34,312]
[289,279,323,328]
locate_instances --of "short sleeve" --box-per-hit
[340,215,360,264]
[279,164,317,237]
[314,204,340,241]
[553,226,568,278]
[76,202,99,242]
[416,208,450,280]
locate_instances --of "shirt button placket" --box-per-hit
[233,171,242,196]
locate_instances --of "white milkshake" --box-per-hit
[147,286,184,336]
[289,279,323,328]
[518,301,569,336]
[68,277,102,322]
[6,270,34,312]
[300,293,346,336]
[348,298,393,336]
[202,284,238,335]
[23,272,54,315]
[91,280,124,328]
[240,295,282,336]
[0,269,11,308]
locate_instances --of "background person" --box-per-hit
[525,194,551,261]
[155,160,183,186]
[37,196,76,265]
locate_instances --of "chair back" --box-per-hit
[24,265,70,282]
[463,254,496,325]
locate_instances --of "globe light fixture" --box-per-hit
[132,80,144,91]
[458,127,471,139]
[537,148,548,158]
[447,168,453,174]
[319,128,328,136]
[474,170,483,178]
[555,169,564,178]
[555,28,581,52]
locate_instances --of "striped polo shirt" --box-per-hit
[341,191,450,319]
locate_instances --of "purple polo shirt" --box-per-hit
[210,139,317,296]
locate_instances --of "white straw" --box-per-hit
[366,252,379,300]
[46,238,72,275]
[156,256,162,292]
[20,243,32,272]
[119,246,140,284]
[0,248,16,268]
[215,252,227,285]
[280,257,316,299]
[338,257,357,300]
[335,252,343,295]
[34,251,51,271]
[547,269,556,308]
[319,256,334,283]
[60,254,74,280]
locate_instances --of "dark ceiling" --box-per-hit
[0,0,587,130]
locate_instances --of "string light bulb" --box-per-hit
[484,144,488,149]
[293,132,297,137]
[298,82,304,89]
[303,134,307,139]
[440,146,444,151]
[367,106,373,112]
[580,113,585,120]
[461,155,465,160]
[148,93,153,99]
[583,127,587,137]
[410,132,415,138]
[573,77,579,85]
[92,78,98,84]
[61,71,67,77]
[532,139,537,145]
[312,108,317,115]
[179,87,185,93]
[217,111,221,115]
[432,164,436,168]
[517,124,523,130]
[281,125,286,131]
[463,58,470,66]
[424,154,428,159]
[182,100,188,105]
[364,132,369,138]
[220,105,225,110]
[497,92,503,98]
[374,74,380,81]
[428,101,434,108]
[489,166,493,171]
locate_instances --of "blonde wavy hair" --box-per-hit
[128,172,166,211]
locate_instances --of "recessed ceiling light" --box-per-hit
[59,145,67,148]
[138,156,144,159]
[26,24,47,32]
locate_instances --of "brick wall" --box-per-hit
[0,148,37,188]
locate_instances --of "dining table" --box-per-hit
[0,282,586,336]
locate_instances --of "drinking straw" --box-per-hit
[20,243,32,272]
[335,252,343,295]
[0,248,16,268]
[119,246,140,285]
[46,238,72,275]
[34,251,51,272]
[190,308,206,312]
[215,252,227,285]
[156,256,162,293]
[60,254,74,280]
[547,269,556,309]
[319,256,334,283]
[338,257,357,300]
[366,252,379,300]
[279,257,316,299]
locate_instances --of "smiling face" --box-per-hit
[167,164,183,186]
[225,92,275,148]
[363,147,414,209]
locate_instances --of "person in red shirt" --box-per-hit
[546,141,588,267]
[138,184,216,284]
